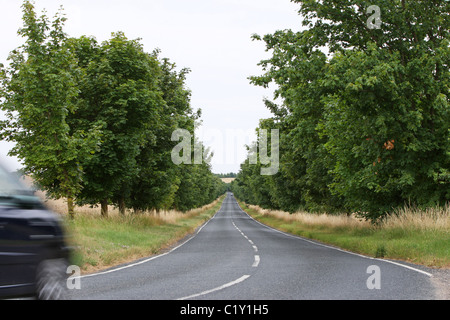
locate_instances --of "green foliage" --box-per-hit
[67,32,165,215]
[1,1,226,217]
[234,0,449,220]
[0,1,101,216]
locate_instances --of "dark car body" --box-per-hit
[0,165,71,299]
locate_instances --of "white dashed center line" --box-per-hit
[232,220,260,268]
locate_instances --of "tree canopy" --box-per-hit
[232,0,449,220]
[0,1,226,217]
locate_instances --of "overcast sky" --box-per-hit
[0,0,303,173]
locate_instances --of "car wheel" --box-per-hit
[35,259,68,300]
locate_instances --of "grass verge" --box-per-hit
[61,195,225,274]
[239,201,449,269]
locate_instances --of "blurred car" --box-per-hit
[0,163,71,299]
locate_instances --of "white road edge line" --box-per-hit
[177,275,251,300]
[234,200,433,278]
[80,204,224,279]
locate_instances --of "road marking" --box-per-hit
[377,259,433,277]
[252,255,260,267]
[235,201,433,278]
[177,275,251,300]
[232,219,260,268]
[80,202,225,279]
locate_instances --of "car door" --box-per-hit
[0,206,37,291]
[0,166,37,296]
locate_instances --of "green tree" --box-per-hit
[249,29,339,212]
[1,1,227,219]
[173,144,226,212]
[311,0,449,218]
[245,0,449,220]
[0,1,100,218]
[127,54,197,213]
[69,32,164,216]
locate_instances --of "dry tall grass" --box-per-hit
[245,202,449,268]
[43,195,222,224]
[383,204,450,232]
[22,172,223,226]
[247,203,450,232]
[247,205,372,230]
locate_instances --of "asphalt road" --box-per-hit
[71,192,437,300]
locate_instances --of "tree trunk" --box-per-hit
[119,197,126,215]
[101,199,108,217]
[67,197,75,219]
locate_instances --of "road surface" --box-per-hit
[71,192,438,300]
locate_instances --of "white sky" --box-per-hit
[0,0,302,173]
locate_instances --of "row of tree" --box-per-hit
[0,1,227,218]
[231,0,449,221]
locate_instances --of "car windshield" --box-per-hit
[0,165,28,197]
